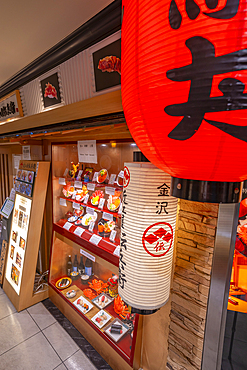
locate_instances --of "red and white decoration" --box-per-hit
[118,162,177,311]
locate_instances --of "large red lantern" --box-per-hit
[121,0,247,183]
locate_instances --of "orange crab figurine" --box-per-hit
[88,279,108,294]
[114,295,130,319]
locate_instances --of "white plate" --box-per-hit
[104,318,129,343]
[81,212,97,227]
[92,293,113,309]
[91,309,112,328]
[73,295,94,314]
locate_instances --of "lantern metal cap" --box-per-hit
[171,177,242,203]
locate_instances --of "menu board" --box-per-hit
[5,193,32,295]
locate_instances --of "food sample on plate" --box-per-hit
[81,212,97,227]
[93,293,113,309]
[83,288,97,300]
[98,219,115,236]
[73,296,93,314]
[75,217,84,226]
[74,208,84,217]
[55,277,71,289]
[75,185,88,201]
[68,215,78,223]
[104,318,129,343]
[81,274,90,283]
[91,310,111,328]
[88,279,108,294]
[97,169,108,184]
[70,271,79,280]
[90,190,104,206]
[107,191,121,212]
[66,289,77,299]
[62,182,75,198]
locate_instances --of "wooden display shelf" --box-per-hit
[54,221,120,267]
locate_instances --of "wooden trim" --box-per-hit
[15,90,24,117]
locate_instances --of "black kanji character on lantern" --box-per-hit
[157,182,170,196]
[156,201,168,214]
[165,36,247,142]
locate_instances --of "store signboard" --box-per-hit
[5,194,32,295]
[0,90,23,123]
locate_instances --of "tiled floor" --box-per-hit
[0,287,112,370]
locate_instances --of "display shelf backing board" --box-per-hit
[3,161,50,311]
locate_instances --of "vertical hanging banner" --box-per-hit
[121,0,247,182]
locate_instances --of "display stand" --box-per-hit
[3,161,50,311]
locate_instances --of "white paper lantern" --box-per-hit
[118,162,178,312]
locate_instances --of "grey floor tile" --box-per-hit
[0,332,62,370]
[0,310,40,355]
[0,292,16,320]
[64,350,97,370]
[53,364,67,370]
[43,322,79,362]
[27,302,56,330]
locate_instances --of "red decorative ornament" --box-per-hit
[121,0,247,182]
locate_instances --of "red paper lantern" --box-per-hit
[121,0,247,182]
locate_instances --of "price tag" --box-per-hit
[113,245,120,257]
[109,230,117,243]
[74,227,85,237]
[80,249,95,262]
[89,234,102,246]
[59,198,67,207]
[63,168,69,177]
[98,198,105,210]
[118,202,122,215]
[86,207,94,215]
[87,183,95,191]
[108,174,116,185]
[103,212,113,221]
[83,193,89,204]
[92,172,99,182]
[74,181,82,189]
[77,170,83,179]
[105,187,115,195]
[73,202,80,210]
[88,222,95,233]
[118,170,124,178]
[63,222,72,231]
[59,178,66,185]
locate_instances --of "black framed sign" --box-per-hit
[40,72,62,109]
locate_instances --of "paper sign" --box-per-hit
[78,140,97,164]
[118,170,124,178]
[113,245,120,257]
[13,155,22,170]
[63,168,69,177]
[80,248,95,262]
[73,202,80,210]
[87,183,95,191]
[59,178,66,185]
[98,198,105,210]
[83,193,89,204]
[74,181,82,189]
[105,187,115,195]
[88,222,95,233]
[59,198,67,207]
[108,174,116,185]
[103,212,113,221]
[22,146,31,160]
[89,234,102,246]
[63,222,73,231]
[9,188,16,201]
[110,230,117,243]
[74,227,85,237]
[0,198,14,218]
[118,203,122,215]
[92,172,99,182]
[86,207,95,215]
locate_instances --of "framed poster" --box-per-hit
[40,72,62,109]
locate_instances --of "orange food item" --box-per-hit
[83,288,97,300]
[88,279,108,294]
[114,295,130,319]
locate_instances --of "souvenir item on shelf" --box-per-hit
[69,162,79,178]
[104,318,129,343]
[81,212,97,227]
[22,171,28,182]
[66,289,77,299]
[92,293,113,309]
[97,218,116,237]
[83,167,94,182]
[75,185,88,201]
[91,310,112,328]
[55,277,72,290]
[17,169,22,180]
[107,191,121,212]
[83,288,97,300]
[90,190,104,206]
[114,295,130,319]
[62,183,75,198]
[88,279,108,294]
[108,275,118,298]
[73,296,94,314]
[25,184,32,197]
[27,171,34,183]
[97,169,108,183]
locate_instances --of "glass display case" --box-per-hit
[49,140,139,365]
